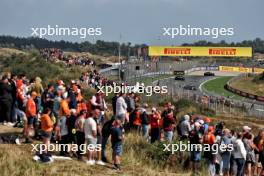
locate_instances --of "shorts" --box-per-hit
[28,116,36,125]
[112,144,123,156]
[222,153,231,170]
[40,130,52,139]
[116,114,125,122]
[86,138,97,146]
[191,151,201,162]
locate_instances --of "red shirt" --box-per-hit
[150,113,160,129]
[163,113,175,132]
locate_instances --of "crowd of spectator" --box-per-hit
[40,48,95,67]
[1,69,264,175]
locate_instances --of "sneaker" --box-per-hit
[96,160,105,166]
[7,122,15,127]
[15,138,21,145]
[113,164,121,171]
[86,160,95,165]
[33,155,41,161]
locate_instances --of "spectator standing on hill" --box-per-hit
[25,91,38,142]
[0,75,13,125]
[233,132,247,176]
[179,114,191,140]
[115,93,127,123]
[93,109,105,165]
[125,93,135,113]
[163,109,175,142]
[150,107,161,143]
[75,110,86,160]
[140,103,150,139]
[40,108,54,154]
[84,110,98,165]
[111,119,124,171]
[101,118,115,163]
[189,122,203,176]
[58,93,71,156]
[221,128,232,176]
[10,74,17,123]
[243,132,256,176]
[203,126,216,176]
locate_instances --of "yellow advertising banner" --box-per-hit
[148,46,252,57]
[253,68,264,73]
[219,66,252,73]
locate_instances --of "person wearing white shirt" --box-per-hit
[115,94,127,122]
[84,111,98,165]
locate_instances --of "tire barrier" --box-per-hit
[225,76,264,102]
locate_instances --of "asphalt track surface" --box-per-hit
[157,71,264,117]
[159,71,240,96]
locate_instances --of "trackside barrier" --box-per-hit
[225,75,264,102]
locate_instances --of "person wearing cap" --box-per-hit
[150,107,161,143]
[233,132,247,176]
[25,91,38,142]
[243,126,251,136]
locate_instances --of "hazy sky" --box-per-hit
[0,0,263,45]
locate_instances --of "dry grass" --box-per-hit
[0,48,27,57]
[230,76,264,96]
[1,113,263,176]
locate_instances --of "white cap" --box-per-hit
[194,122,201,128]
[243,126,251,132]
[152,107,157,112]
[184,114,190,121]
[62,92,68,99]
[198,119,204,125]
[71,109,76,114]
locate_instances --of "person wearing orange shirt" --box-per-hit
[132,105,142,134]
[203,126,216,176]
[25,91,37,142]
[40,108,54,154]
[58,93,71,156]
